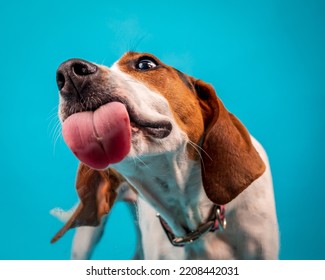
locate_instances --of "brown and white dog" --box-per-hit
[51,52,279,259]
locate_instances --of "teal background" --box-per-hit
[0,0,324,259]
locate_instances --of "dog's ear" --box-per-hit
[51,164,122,243]
[194,79,266,205]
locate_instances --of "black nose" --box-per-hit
[56,59,98,95]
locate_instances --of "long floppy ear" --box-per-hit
[51,164,122,243]
[194,79,266,205]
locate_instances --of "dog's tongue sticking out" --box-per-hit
[62,102,131,170]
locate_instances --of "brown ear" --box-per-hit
[51,164,122,243]
[195,80,266,205]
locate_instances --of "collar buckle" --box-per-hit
[157,205,226,247]
[211,205,227,231]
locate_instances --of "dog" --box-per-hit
[51,52,279,259]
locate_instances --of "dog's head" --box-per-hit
[57,52,207,162]
[52,52,265,242]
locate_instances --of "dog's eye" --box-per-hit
[136,58,158,70]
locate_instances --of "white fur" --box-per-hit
[50,205,77,223]
[63,61,279,260]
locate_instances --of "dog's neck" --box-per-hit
[113,145,213,237]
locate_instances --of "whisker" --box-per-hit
[188,140,212,161]
[187,140,212,175]
[100,57,107,66]
[131,156,138,168]
[47,105,59,119]
[84,167,93,176]
[128,34,148,52]
[47,106,59,127]
[52,119,61,139]
[134,156,151,171]
[49,118,62,156]
[48,115,59,136]
[47,106,61,149]
[187,141,204,163]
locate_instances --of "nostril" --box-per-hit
[56,71,65,91]
[56,59,97,93]
[72,61,97,76]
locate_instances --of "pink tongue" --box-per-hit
[62,102,131,170]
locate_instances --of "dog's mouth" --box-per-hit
[62,98,173,139]
[129,115,172,139]
[61,100,172,170]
